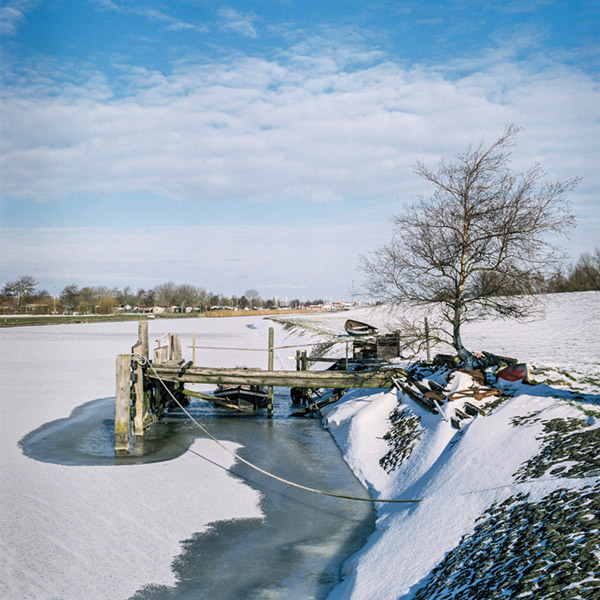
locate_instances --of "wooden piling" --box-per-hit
[138,320,149,360]
[115,354,131,453]
[132,343,145,436]
[301,350,307,372]
[138,321,152,428]
[267,327,274,418]
[169,333,182,361]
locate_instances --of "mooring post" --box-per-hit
[301,350,307,372]
[138,321,152,428]
[115,353,131,454]
[138,320,149,359]
[425,317,431,362]
[169,333,182,361]
[267,327,274,418]
[295,349,301,371]
[131,342,144,436]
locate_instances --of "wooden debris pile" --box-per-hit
[393,353,524,429]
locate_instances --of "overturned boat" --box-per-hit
[344,319,379,337]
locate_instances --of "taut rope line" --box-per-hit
[135,355,423,505]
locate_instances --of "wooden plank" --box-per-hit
[115,354,131,453]
[148,365,402,389]
[464,401,486,417]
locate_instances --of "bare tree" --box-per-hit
[3,275,37,310]
[362,126,578,367]
[60,284,80,313]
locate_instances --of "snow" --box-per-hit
[316,291,600,599]
[1,292,598,599]
[0,317,278,600]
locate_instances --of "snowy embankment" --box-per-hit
[277,292,600,600]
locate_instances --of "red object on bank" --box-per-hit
[496,363,529,382]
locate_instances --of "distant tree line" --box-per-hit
[0,278,326,315]
[544,248,600,293]
[2,249,598,316]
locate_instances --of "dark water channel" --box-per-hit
[21,392,375,599]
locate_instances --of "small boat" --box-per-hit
[496,363,530,382]
[213,384,269,409]
[344,319,379,337]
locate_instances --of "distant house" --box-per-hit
[153,306,167,314]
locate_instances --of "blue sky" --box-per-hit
[1,0,599,299]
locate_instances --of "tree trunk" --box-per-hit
[452,305,474,369]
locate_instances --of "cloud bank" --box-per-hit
[1,35,597,218]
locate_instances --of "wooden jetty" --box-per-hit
[115,321,407,453]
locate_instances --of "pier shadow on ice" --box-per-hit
[19,397,196,465]
[20,394,375,599]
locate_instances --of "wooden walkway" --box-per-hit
[114,321,406,453]
[150,363,399,389]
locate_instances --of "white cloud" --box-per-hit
[218,7,258,38]
[2,43,598,215]
[0,0,37,35]
[94,0,208,34]
[1,33,598,274]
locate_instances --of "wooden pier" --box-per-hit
[115,321,405,453]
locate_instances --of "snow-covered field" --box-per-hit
[0,317,281,600]
[1,291,598,599]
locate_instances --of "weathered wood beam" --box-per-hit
[148,365,405,389]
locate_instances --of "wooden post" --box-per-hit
[138,320,149,360]
[301,350,307,372]
[138,321,151,428]
[154,345,169,364]
[169,334,182,361]
[115,354,131,453]
[267,327,274,418]
[295,349,301,371]
[131,343,144,436]
[425,318,431,362]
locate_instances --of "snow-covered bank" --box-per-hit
[282,291,599,600]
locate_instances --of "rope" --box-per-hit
[134,355,422,505]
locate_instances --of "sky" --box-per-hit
[1,0,599,300]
